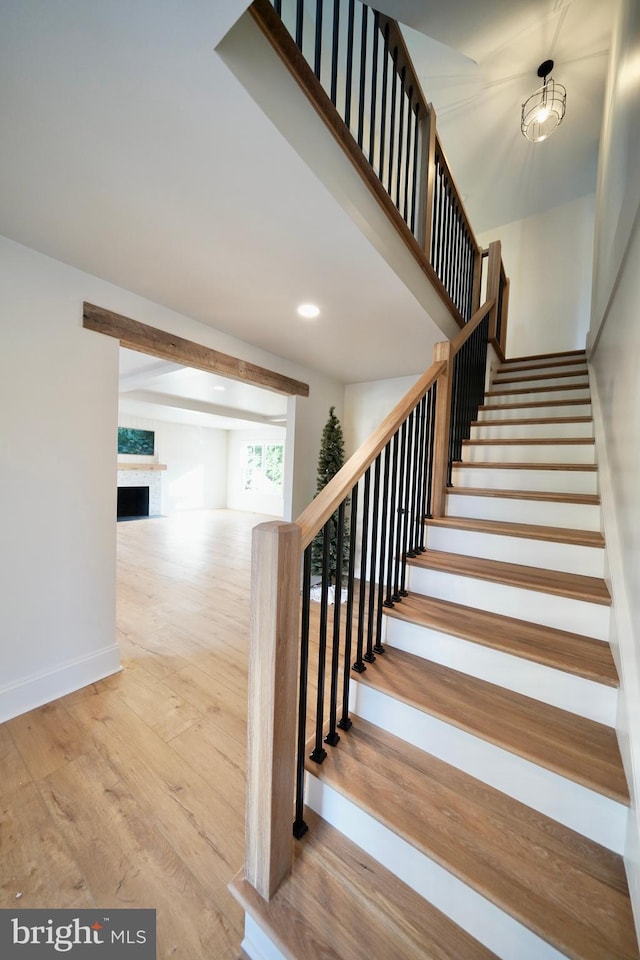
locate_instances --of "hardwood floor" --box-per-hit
[0,509,268,960]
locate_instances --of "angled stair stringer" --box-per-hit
[237,350,640,960]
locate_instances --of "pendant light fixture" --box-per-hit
[521,60,566,143]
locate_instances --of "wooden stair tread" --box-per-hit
[462,436,595,446]
[355,648,627,802]
[453,460,597,471]
[497,358,588,374]
[230,808,499,960]
[408,549,611,605]
[308,719,636,960]
[502,349,586,362]
[472,415,593,426]
[494,369,589,384]
[385,592,617,685]
[479,398,591,411]
[487,383,590,396]
[446,486,600,505]
[425,515,605,547]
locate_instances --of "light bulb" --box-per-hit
[536,105,550,123]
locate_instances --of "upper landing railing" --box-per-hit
[251,0,499,329]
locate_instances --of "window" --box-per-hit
[243,442,284,493]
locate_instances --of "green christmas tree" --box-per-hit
[311,407,349,585]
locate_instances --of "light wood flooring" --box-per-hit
[0,509,268,960]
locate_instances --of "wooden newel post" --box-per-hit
[431,340,454,518]
[245,520,301,901]
[486,240,502,343]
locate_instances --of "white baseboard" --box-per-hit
[0,645,121,722]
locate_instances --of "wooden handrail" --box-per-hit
[451,297,495,355]
[296,359,445,548]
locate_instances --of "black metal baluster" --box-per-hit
[368,11,380,165]
[364,455,381,662]
[424,382,437,527]
[353,468,371,672]
[330,0,340,106]
[399,410,414,597]
[395,67,406,209]
[436,162,445,280]
[293,546,312,838]
[338,483,358,731]
[392,420,407,601]
[274,0,282,15]
[403,87,413,223]
[374,443,391,652]
[386,48,398,194]
[314,0,323,80]
[357,4,368,149]
[295,0,304,50]
[344,0,356,130]
[310,522,329,764]
[454,212,463,315]
[325,501,345,747]
[410,102,420,235]
[445,183,454,298]
[379,23,390,184]
[409,396,426,555]
[384,431,400,606]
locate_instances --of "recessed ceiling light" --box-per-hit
[213,385,225,392]
[297,303,320,319]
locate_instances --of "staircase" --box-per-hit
[232,350,639,960]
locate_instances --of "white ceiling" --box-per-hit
[0,0,613,429]
[380,0,612,230]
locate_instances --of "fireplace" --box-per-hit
[117,485,150,520]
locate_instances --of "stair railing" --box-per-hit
[251,0,483,325]
[245,297,501,901]
[242,0,511,907]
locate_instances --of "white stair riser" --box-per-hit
[478,402,592,421]
[492,375,589,390]
[242,916,287,960]
[451,465,598,495]
[470,420,593,439]
[445,492,601,531]
[461,442,596,465]
[383,616,616,726]
[406,565,610,640]
[486,389,590,405]
[306,775,569,960]
[347,682,627,852]
[498,359,586,374]
[425,525,604,578]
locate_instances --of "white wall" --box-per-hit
[0,235,344,720]
[587,0,640,933]
[478,194,595,358]
[117,413,228,514]
[0,238,120,721]
[227,429,286,518]
[343,374,421,457]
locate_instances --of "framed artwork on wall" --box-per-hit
[117,427,155,456]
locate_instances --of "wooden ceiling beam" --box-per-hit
[83,302,310,398]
